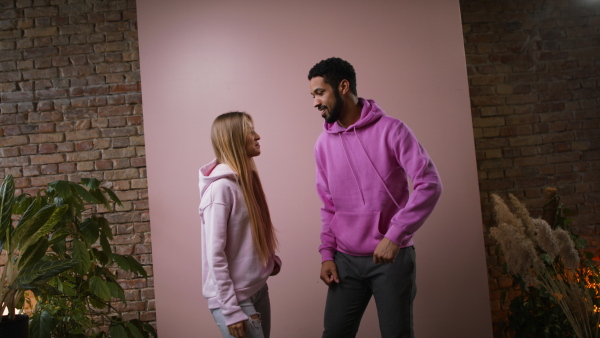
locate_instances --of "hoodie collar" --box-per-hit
[323,98,384,134]
[199,159,237,197]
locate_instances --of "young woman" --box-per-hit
[199,112,281,338]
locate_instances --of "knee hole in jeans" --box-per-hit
[248,313,261,328]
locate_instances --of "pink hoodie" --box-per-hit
[199,159,281,326]
[315,98,443,262]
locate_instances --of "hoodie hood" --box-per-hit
[323,98,384,134]
[199,159,237,199]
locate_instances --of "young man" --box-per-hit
[308,57,443,338]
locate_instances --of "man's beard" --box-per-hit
[324,89,344,124]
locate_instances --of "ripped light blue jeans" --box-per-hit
[210,283,271,338]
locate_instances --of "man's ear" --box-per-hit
[338,79,350,95]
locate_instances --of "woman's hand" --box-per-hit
[227,320,247,338]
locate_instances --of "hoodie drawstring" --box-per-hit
[339,133,366,205]
[353,128,401,209]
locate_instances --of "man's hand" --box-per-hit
[320,260,340,285]
[373,237,400,264]
[227,320,247,338]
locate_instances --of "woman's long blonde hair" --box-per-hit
[211,112,278,265]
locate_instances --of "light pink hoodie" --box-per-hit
[199,159,281,326]
[315,98,443,262]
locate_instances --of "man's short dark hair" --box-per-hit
[308,57,357,96]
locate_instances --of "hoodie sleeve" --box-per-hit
[202,183,248,326]
[385,123,443,246]
[315,144,337,262]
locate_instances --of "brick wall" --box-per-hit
[0,0,154,329]
[460,0,600,335]
[3,0,598,335]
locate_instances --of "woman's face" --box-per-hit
[245,121,261,158]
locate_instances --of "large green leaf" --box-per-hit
[102,187,122,206]
[89,276,111,301]
[89,293,108,309]
[48,228,69,246]
[110,253,130,271]
[12,194,32,215]
[125,255,148,278]
[81,178,100,190]
[73,239,91,274]
[69,181,97,203]
[0,174,15,243]
[99,232,112,255]
[11,204,56,250]
[49,180,71,199]
[109,323,128,338]
[124,321,145,338]
[81,217,100,245]
[29,310,55,338]
[90,189,111,210]
[18,237,50,270]
[99,216,113,240]
[16,196,42,227]
[92,248,109,265]
[15,259,78,287]
[130,319,157,338]
[21,205,68,253]
[107,281,126,303]
[51,239,67,257]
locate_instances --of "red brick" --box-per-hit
[514,157,547,167]
[30,153,65,165]
[508,135,543,147]
[40,164,58,175]
[29,133,64,144]
[98,105,132,117]
[110,83,139,93]
[30,174,66,187]
[112,138,129,148]
[58,44,94,55]
[20,145,37,155]
[76,161,94,171]
[104,168,138,180]
[66,151,101,162]
[102,148,136,159]
[23,6,58,17]
[131,157,145,167]
[75,140,93,151]
[1,91,34,102]
[0,135,28,147]
[58,162,76,173]
[38,144,57,154]
[65,129,101,141]
[96,63,130,74]
[24,26,57,38]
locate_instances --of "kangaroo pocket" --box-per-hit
[330,211,383,255]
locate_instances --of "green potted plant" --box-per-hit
[24,178,156,337]
[0,174,78,337]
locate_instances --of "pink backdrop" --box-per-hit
[137,0,493,336]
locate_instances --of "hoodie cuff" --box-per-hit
[385,225,412,247]
[320,249,336,262]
